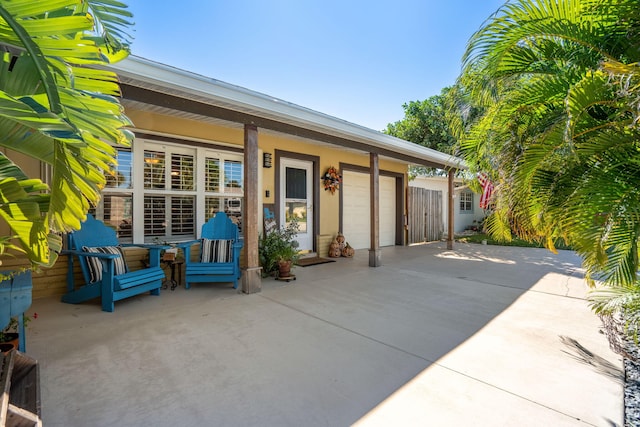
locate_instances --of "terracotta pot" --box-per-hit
[0,332,18,353]
[0,343,15,353]
[278,260,293,277]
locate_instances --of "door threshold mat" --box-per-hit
[295,257,337,267]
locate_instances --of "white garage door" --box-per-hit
[342,171,396,249]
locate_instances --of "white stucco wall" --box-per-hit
[409,176,489,234]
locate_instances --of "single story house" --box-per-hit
[15,56,465,299]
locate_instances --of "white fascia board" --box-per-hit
[111,56,466,170]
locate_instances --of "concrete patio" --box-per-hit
[26,242,623,426]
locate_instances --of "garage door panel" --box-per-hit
[380,176,396,247]
[342,171,396,250]
[343,171,370,249]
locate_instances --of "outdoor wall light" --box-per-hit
[263,152,273,168]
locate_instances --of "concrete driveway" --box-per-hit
[27,242,623,426]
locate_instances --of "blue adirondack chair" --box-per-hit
[178,212,243,289]
[62,215,166,312]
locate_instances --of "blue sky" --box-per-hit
[125,1,505,131]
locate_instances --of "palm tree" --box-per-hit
[0,0,133,267]
[457,0,640,337]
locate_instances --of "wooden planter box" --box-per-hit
[0,350,41,426]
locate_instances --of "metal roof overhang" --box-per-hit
[109,56,466,170]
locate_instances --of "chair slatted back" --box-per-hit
[67,215,119,284]
[201,212,239,241]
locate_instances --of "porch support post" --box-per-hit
[369,152,381,267]
[242,124,262,293]
[447,169,454,250]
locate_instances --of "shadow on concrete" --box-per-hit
[560,335,623,381]
[26,242,620,426]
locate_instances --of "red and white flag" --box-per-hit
[477,173,494,209]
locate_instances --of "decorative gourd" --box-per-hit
[328,238,341,258]
[336,232,346,250]
[342,242,355,258]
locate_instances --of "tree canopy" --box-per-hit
[385,90,455,154]
[458,0,640,336]
[385,89,453,178]
[385,85,482,177]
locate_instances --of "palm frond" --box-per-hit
[0,0,133,265]
[459,0,640,298]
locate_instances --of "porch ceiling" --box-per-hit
[110,56,466,170]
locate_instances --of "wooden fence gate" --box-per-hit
[408,187,443,244]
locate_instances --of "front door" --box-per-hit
[280,158,313,252]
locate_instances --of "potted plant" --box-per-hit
[0,314,35,353]
[274,243,300,278]
[259,219,300,278]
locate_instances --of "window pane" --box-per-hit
[225,197,242,232]
[144,195,166,236]
[171,153,194,191]
[105,149,132,189]
[460,192,473,212]
[205,197,221,221]
[285,202,307,233]
[224,197,241,215]
[286,167,307,199]
[144,151,165,189]
[171,196,195,236]
[205,157,220,192]
[224,160,243,193]
[204,197,242,232]
[103,194,133,241]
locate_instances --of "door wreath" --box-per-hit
[322,166,342,194]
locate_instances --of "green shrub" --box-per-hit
[456,233,572,250]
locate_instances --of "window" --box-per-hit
[105,149,132,189]
[143,194,195,238]
[204,156,244,231]
[205,157,220,192]
[171,153,194,190]
[98,148,133,242]
[94,140,244,243]
[143,150,166,189]
[460,191,473,213]
[285,167,308,232]
[224,160,243,194]
[142,146,196,240]
[103,194,133,239]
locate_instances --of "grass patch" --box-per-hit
[456,233,572,250]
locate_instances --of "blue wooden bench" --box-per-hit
[62,215,166,312]
[178,212,243,289]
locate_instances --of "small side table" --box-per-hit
[162,259,184,291]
